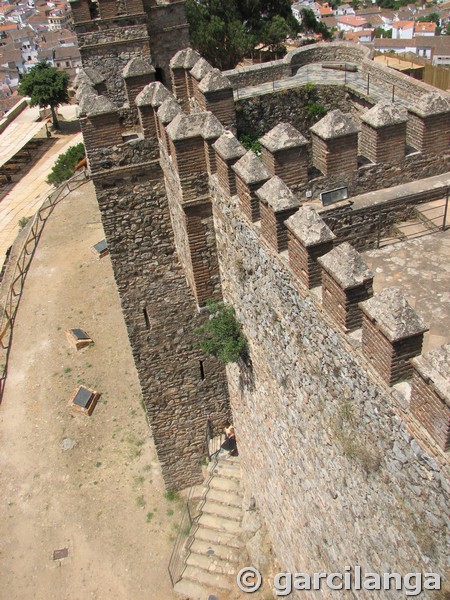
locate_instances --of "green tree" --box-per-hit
[374,27,392,38]
[46,143,85,186]
[19,62,69,129]
[418,12,440,24]
[300,8,333,40]
[195,301,246,364]
[186,0,299,70]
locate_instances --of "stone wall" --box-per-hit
[92,162,230,490]
[210,176,449,598]
[236,86,348,139]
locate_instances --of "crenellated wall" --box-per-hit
[71,13,450,588]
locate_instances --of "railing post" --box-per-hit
[367,73,370,96]
[377,210,382,249]
[443,188,449,232]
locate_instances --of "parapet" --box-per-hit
[360,101,408,165]
[256,176,300,253]
[233,150,270,222]
[318,242,373,332]
[285,207,335,289]
[122,56,156,107]
[260,123,308,188]
[411,344,450,451]
[360,287,428,386]
[79,94,122,151]
[213,131,246,196]
[407,92,450,155]
[310,110,359,176]
[170,47,201,108]
[135,82,172,139]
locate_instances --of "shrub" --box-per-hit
[46,142,85,186]
[239,133,262,156]
[306,102,327,122]
[195,301,247,364]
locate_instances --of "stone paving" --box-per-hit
[235,63,410,108]
[363,227,450,354]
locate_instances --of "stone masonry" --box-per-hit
[70,4,450,592]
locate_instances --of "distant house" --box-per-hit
[48,2,73,31]
[344,29,375,43]
[318,3,333,19]
[0,42,25,73]
[414,22,437,37]
[53,44,80,79]
[374,36,450,66]
[391,20,414,39]
[335,4,356,17]
[292,0,320,22]
[336,16,368,32]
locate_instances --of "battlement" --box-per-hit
[76,49,450,459]
[73,28,450,587]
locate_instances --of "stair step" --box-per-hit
[190,539,242,564]
[182,565,232,591]
[206,488,243,509]
[195,525,244,549]
[210,476,242,495]
[202,500,242,521]
[173,578,211,600]
[198,513,241,534]
[187,551,237,575]
[216,449,240,464]
[210,463,241,481]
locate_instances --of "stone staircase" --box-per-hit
[174,449,246,600]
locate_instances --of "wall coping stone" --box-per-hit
[409,91,450,118]
[412,344,450,406]
[76,81,97,103]
[84,66,105,85]
[233,150,271,185]
[135,82,171,108]
[260,122,308,153]
[285,206,335,247]
[361,101,408,128]
[170,47,200,70]
[310,109,359,140]
[318,241,373,290]
[167,112,208,141]
[122,56,155,79]
[256,176,300,212]
[190,57,213,81]
[157,97,182,125]
[360,287,428,342]
[86,94,118,118]
[199,69,232,93]
[213,131,246,161]
[202,113,224,140]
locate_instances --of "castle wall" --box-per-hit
[91,159,230,490]
[210,176,449,597]
[236,86,348,138]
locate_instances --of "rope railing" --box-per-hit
[0,169,90,403]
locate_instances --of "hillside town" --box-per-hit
[0,0,449,114]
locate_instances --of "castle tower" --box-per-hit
[71,1,230,491]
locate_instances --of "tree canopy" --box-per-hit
[18,62,69,129]
[299,8,333,41]
[185,0,299,70]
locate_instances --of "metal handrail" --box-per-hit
[167,418,225,587]
[0,169,90,403]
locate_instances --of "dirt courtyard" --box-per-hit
[0,181,181,600]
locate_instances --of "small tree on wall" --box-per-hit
[195,301,247,364]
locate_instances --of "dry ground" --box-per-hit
[0,180,181,600]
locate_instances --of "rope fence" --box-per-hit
[0,169,90,403]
